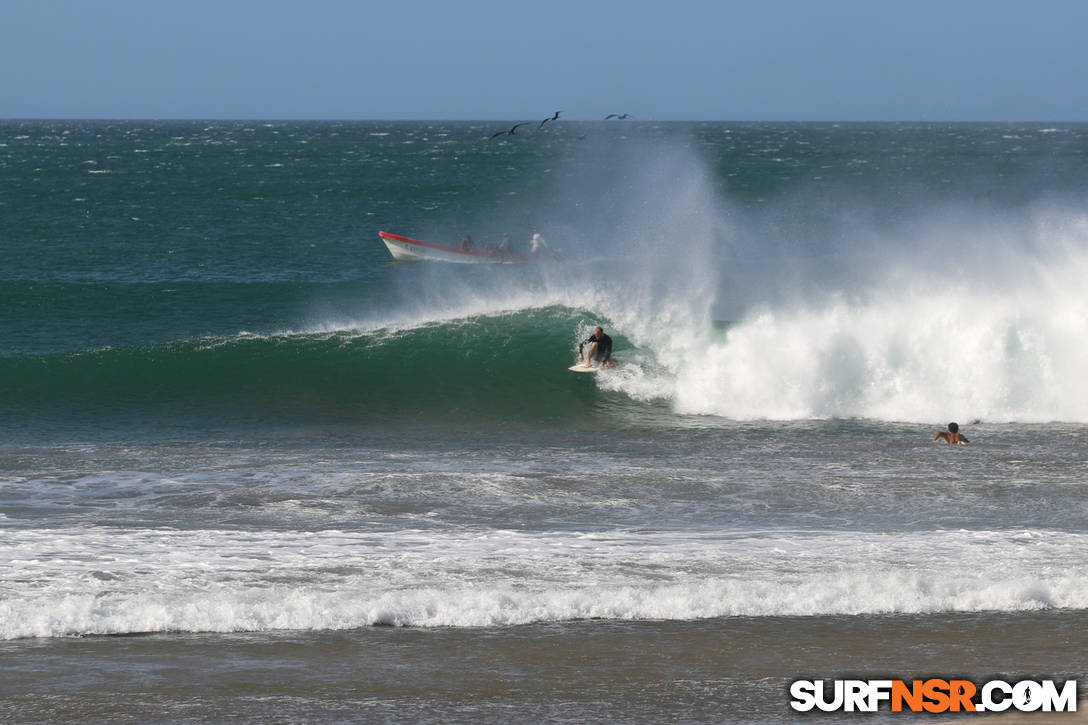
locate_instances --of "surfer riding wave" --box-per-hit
[578,326,615,369]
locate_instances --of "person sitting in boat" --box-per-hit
[933,422,969,445]
[459,236,476,251]
[530,232,548,254]
[577,326,615,369]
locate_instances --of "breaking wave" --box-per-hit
[2,527,1084,638]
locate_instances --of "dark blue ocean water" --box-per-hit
[2,121,1088,723]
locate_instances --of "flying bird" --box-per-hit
[539,111,562,128]
[490,122,530,138]
[605,113,631,120]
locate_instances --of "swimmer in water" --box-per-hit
[933,422,969,445]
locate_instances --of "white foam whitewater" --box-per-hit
[324,131,1088,424]
[2,526,1085,638]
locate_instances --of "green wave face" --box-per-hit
[2,307,639,437]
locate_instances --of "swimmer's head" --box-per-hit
[948,422,959,433]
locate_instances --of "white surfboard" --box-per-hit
[568,359,619,373]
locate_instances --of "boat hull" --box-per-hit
[379,231,550,264]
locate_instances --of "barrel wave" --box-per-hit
[1,306,635,436]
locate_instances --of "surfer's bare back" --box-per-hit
[933,422,968,445]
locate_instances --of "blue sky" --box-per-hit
[4,0,1087,121]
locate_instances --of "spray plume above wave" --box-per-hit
[7,123,1088,428]
[359,127,1088,424]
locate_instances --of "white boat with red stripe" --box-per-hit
[379,231,556,263]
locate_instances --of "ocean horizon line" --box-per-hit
[3,116,1087,125]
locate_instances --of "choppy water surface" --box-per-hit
[2,120,1088,722]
